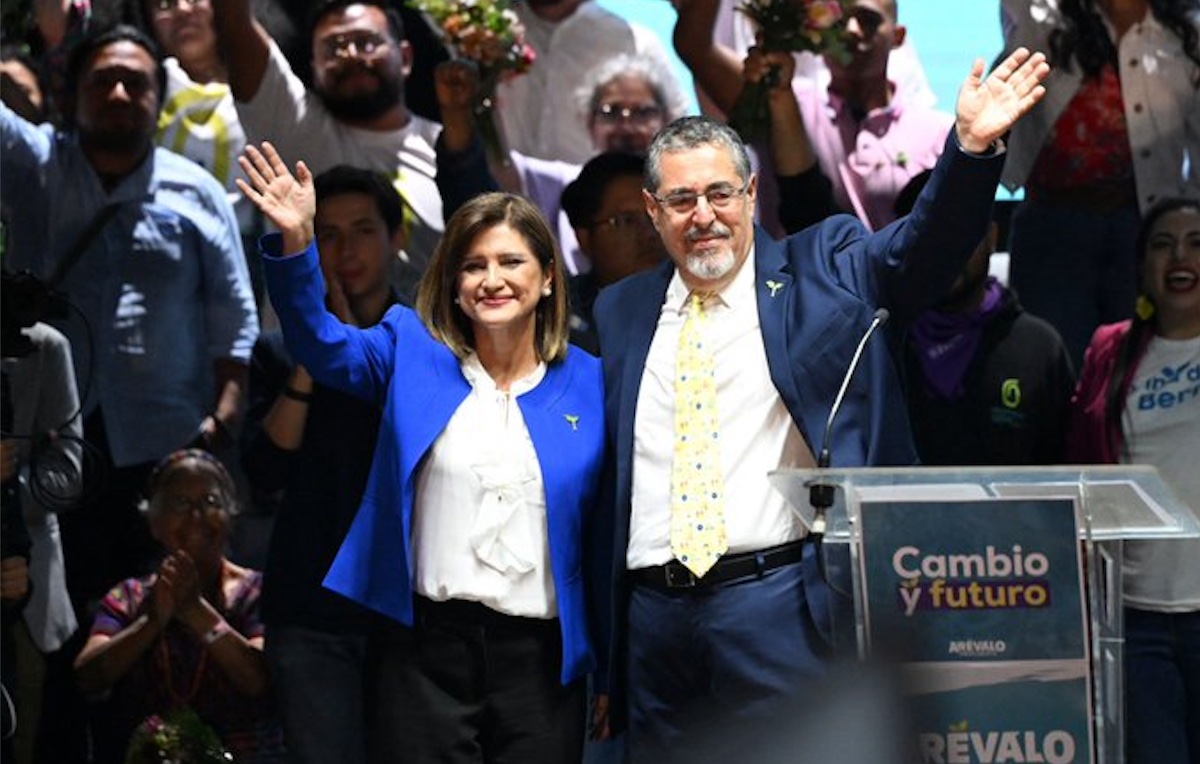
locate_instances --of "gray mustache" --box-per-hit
[685,224,732,243]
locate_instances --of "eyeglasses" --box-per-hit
[590,210,651,232]
[320,31,390,60]
[157,493,225,515]
[152,0,207,14]
[592,103,664,127]
[651,181,750,216]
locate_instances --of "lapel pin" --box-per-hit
[766,279,784,297]
[565,414,580,431]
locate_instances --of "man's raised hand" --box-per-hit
[955,47,1050,154]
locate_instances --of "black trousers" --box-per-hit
[367,598,586,764]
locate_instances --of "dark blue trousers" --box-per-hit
[625,560,829,764]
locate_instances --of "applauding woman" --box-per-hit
[238,143,606,763]
[74,449,282,762]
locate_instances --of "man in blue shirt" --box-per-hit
[0,24,257,649]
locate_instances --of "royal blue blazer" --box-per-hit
[591,134,1007,709]
[261,235,607,684]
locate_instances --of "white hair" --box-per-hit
[574,52,691,124]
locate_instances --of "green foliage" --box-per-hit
[124,708,233,764]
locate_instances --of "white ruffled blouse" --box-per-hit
[411,353,556,618]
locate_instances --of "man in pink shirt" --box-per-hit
[674,0,951,232]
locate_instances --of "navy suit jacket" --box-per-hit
[591,134,1006,713]
[261,235,607,684]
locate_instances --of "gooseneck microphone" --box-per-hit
[808,307,891,536]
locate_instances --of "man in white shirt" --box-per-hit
[213,0,443,300]
[589,48,1050,763]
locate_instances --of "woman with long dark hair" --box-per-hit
[1067,197,1200,764]
[1001,0,1200,368]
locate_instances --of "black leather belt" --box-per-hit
[630,540,806,591]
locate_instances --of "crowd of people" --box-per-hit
[0,0,1196,763]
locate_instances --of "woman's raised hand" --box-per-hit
[237,142,316,253]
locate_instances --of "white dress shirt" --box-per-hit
[627,249,814,570]
[412,354,556,618]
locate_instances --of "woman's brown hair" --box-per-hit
[416,192,570,363]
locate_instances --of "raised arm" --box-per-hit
[953,47,1048,153]
[749,47,814,178]
[237,142,316,254]
[238,142,397,404]
[211,0,272,102]
[34,0,77,50]
[672,0,748,116]
[433,60,512,217]
[867,48,1050,318]
[748,45,839,232]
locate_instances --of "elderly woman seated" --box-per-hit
[74,449,283,762]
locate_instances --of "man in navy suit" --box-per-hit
[589,48,1050,762]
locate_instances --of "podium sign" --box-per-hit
[858,497,1093,764]
[768,465,1200,764]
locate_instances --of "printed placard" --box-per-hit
[857,498,1093,764]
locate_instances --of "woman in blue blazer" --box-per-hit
[239,143,606,763]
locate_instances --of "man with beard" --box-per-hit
[588,44,1049,762]
[1,24,258,759]
[894,172,1076,466]
[214,0,442,301]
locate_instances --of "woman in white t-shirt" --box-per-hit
[141,0,251,224]
[1067,197,1200,764]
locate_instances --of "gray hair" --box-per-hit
[575,52,691,124]
[644,116,753,193]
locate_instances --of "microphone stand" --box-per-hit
[807,308,890,597]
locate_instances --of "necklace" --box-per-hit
[157,632,209,706]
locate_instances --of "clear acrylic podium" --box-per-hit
[769,465,1200,764]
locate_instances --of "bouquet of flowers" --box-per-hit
[729,0,853,144]
[124,709,232,764]
[409,0,537,165]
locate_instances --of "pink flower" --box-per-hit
[805,0,843,30]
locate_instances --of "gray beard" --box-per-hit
[685,250,736,282]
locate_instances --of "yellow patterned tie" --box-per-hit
[670,291,728,578]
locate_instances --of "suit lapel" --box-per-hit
[754,228,810,441]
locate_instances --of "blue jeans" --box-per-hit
[265,626,369,764]
[1124,608,1200,764]
[1008,200,1140,371]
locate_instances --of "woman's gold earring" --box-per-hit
[1135,294,1155,321]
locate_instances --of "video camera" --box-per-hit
[1,270,67,359]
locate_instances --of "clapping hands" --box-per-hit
[149,550,202,628]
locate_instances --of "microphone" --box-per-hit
[808,307,890,535]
